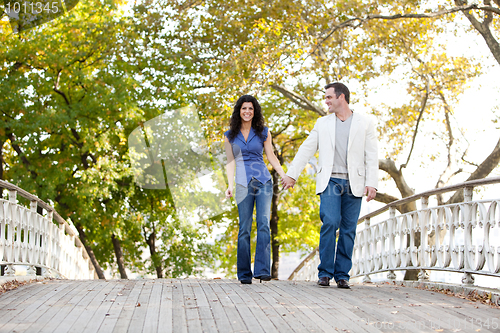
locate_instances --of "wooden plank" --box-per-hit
[209,280,247,332]
[190,279,217,333]
[339,283,449,332]
[0,281,74,331]
[262,282,328,332]
[141,280,163,333]
[218,281,265,333]
[356,283,467,331]
[61,281,115,333]
[197,280,232,332]
[364,283,500,332]
[224,280,278,332]
[79,281,129,333]
[1,278,499,333]
[280,282,366,333]
[47,281,109,333]
[390,282,500,319]
[127,280,154,333]
[172,279,188,333]
[289,281,382,333]
[13,281,89,333]
[66,281,117,333]
[157,280,174,333]
[181,279,204,333]
[0,281,56,329]
[110,280,144,333]
[38,281,106,333]
[236,281,297,332]
[97,281,135,333]
[241,281,308,333]
[0,280,50,308]
[261,282,335,333]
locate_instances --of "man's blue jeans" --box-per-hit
[235,178,273,281]
[318,178,362,282]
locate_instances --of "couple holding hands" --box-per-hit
[224,82,379,288]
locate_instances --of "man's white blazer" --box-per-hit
[286,112,378,197]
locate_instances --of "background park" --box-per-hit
[1,0,500,283]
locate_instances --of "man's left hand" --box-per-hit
[364,186,377,202]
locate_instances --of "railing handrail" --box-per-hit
[360,175,500,221]
[0,179,89,260]
[288,176,500,280]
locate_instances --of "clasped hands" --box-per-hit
[280,175,296,190]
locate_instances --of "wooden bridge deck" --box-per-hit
[0,279,499,333]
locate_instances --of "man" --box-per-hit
[282,82,378,288]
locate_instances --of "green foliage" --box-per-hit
[1,0,221,278]
[1,0,494,279]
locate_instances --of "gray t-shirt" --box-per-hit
[331,114,353,180]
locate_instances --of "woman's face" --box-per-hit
[240,102,254,123]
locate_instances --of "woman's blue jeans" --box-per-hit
[235,178,273,281]
[318,178,362,282]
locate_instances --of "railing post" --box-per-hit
[463,187,473,202]
[387,207,396,280]
[8,189,17,203]
[30,200,37,212]
[421,196,429,209]
[462,186,475,285]
[420,196,430,279]
[362,217,372,283]
[6,190,17,276]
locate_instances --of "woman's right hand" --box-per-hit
[225,187,233,198]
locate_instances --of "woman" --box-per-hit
[224,95,286,284]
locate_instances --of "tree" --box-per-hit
[152,0,498,279]
[1,0,222,279]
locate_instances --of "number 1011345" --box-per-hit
[5,1,60,14]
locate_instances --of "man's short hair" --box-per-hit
[325,82,350,104]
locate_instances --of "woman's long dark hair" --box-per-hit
[227,95,265,142]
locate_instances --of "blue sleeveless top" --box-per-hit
[224,127,272,186]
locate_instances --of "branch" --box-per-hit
[270,84,326,116]
[6,132,38,179]
[374,192,399,204]
[320,4,500,45]
[454,0,500,66]
[434,85,459,199]
[270,117,292,137]
[379,158,415,198]
[400,76,429,170]
[374,192,409,214]
[53,70,71,105]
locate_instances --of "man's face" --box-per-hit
[325,87,340,113]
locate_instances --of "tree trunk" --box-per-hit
[270,170,281,279]
[74,223,106,279]
[145,230,163,278]
[111,233,128,279]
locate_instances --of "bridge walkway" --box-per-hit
[0,279,499,332]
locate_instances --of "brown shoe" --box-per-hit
[317,277,330,287]
[336,279,350,289]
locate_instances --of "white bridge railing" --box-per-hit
[289,177,500,287]
[0,180,95,279]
